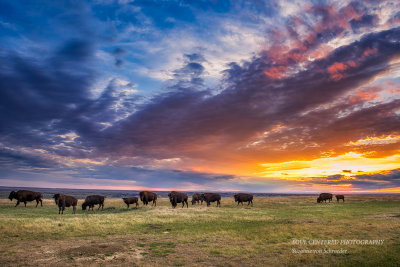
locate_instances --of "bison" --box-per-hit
[201,193,221,207]
[122,197,139,208]
[168,191,188,208]
[317,193,333,203]
[191,193,204,205]
[8,190,43,207]
[82,195,105,211]
[53,193,78,214]
[234,193,253,206]
[139,191,157,206]
[336,195,345,202]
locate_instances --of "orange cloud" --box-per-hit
[264,66,287,79]
[363,47,378,57]
[328,62,348,80]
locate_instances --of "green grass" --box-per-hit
[0,196,399,266]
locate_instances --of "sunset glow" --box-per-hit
[0,0,399,193]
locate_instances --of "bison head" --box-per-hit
[82,203,87,210]
[317,197,321,203]
[234,194,239,202]
[8,191,16,201]
[53,194,61,204]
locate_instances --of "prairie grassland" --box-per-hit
[0,196,399,266]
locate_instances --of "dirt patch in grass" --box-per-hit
[368,214,400,218]
[0,235,268,266]
[59,243,125,258]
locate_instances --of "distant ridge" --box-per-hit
[1,186,397,199]
[0,186,317,199]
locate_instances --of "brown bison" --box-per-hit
[234,193,253,206]
[336,195,345,202]
[191,193,204,205]
[122,197,139,208]
[8,190,43,207]
[82,195,105,210]
[317,193,333,203]
[168,191,188,208]
[53,194,78,214]
[201,193,221,207]
[139,191,157,206]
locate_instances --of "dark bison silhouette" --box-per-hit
[317,193,333,203]
[8,190,43,207]
[122,197,139,208]
[234,193,253,206]
[201,193,221,207]
[168,191,188,208]
[53,193,78,214]
[336,195,345,202]
[191,193,204,205]
[82,195,105,210]
[139,191,157,206]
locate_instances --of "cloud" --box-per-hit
[0,1,399,192]
[311,169,400,191]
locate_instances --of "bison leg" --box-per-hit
[24,201,27,207]
[217,200,221,207]
[40,199,43,207]
[15,200,20,207]
[73,206,76,214]
[186,200,188,208]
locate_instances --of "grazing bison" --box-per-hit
[8,190,43,207]
[234,193,253,206]
[317,193,333,203]
[122,197,139,208]
[168,191,188,208]
[336,195,345,202]
[191,193,204,205]
[53,194,78,214]
[201,193,221,207]
[82,195,105,211]
[139,191,157,206]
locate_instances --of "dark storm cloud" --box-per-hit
[0,39,97,148]
[0,148,54,169]
[100,28,400,160]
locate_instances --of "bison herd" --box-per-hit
[317,193,345,203]
[7,190,345,214]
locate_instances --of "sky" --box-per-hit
[0,0,400,193]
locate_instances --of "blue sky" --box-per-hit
[1,0,400,192]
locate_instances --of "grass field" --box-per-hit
[0,195,399,266]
